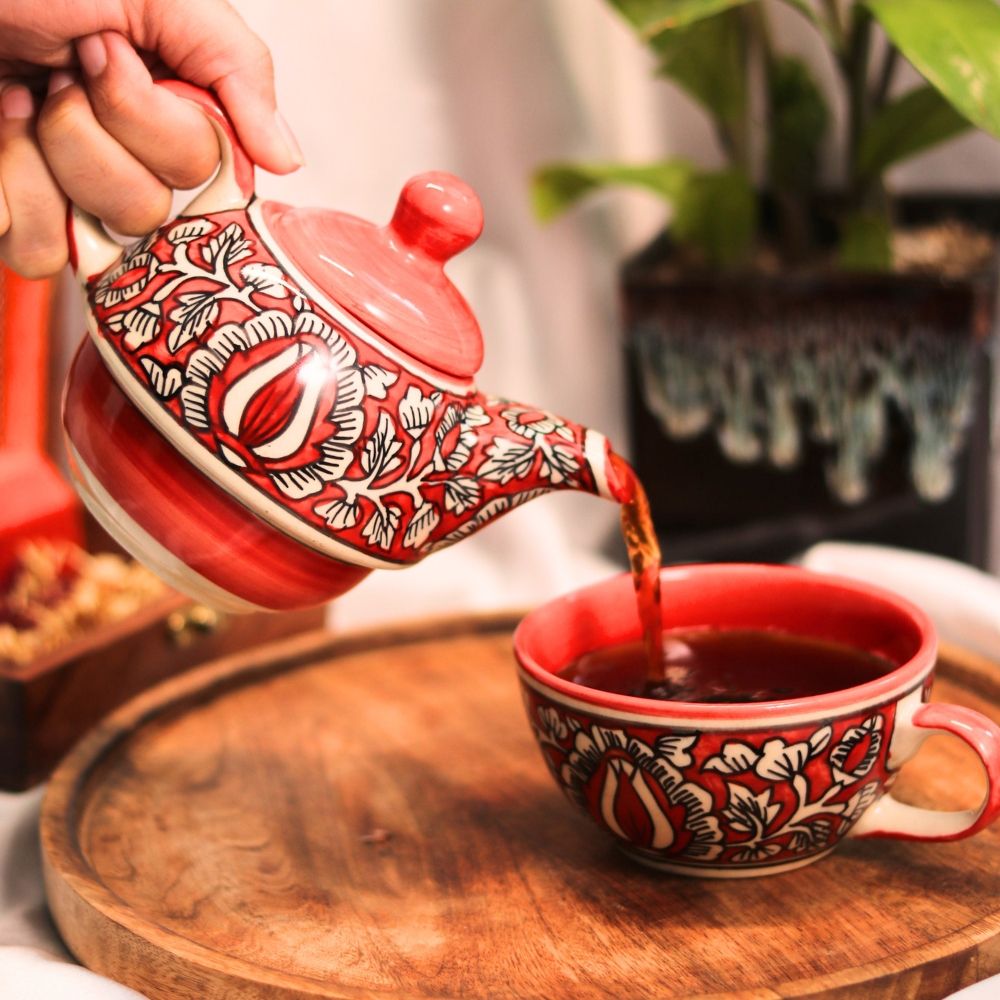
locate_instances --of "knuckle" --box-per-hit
[231,39,275,103]
[91,80,134,124]
[107,185,171,236]
[36,88,90,150]
[161,148,218,190]
[247,36,274,76]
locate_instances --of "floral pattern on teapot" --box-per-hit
[86,208,598,566]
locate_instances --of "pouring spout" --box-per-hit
[474,399,624,503]
[582,427,631,503]
[413,395,627,558]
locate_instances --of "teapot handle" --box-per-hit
[67,80,256,280]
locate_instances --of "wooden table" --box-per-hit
[41,615,1000,999]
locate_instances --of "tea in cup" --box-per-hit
[515,564,1000,877]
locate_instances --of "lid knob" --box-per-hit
[389,171,484,262]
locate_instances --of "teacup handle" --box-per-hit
[848,699,1000,840]
[68,80,256,279]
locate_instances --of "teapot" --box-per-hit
[62,82,624,613]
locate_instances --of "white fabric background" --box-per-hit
[5,1,1000,995]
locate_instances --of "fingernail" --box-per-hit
[48,70,75,96]
[76,33,108,78]
[1,85,34,120]
[274,111,305,169]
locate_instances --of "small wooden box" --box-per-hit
[0,594,324,791]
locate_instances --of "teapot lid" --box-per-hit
[259,172,484,382]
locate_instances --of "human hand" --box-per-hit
[0,1,303,278]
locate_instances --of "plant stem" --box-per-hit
[836,3,892,267]
[819,0,847,57]
[722,4,764,175]
[845,4,874,194]
[741,2,775,179]
[714,122,740,166]
[872,42,900,111]
[749,2,814,261]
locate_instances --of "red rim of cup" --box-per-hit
[513,563,938,722]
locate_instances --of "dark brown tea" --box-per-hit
[604,453,892,701]
[559,628,895,703]
[609,453,663,683]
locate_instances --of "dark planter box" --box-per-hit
[623,195,998,567]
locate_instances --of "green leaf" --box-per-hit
[856,85,971,177]
[652,9,748,130]
[530,161,694,222]
[610,0,752,36]
[838,213,893,271]
[767,56,830,192]
[672,168,756,267]
[865,0,1000,139]
[530,161,755,268]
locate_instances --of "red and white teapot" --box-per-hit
[62,83,622,612]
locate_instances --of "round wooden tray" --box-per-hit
[42,615,1000,1000]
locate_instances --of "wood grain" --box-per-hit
[41,618,1000,1000]
[0,597,324,790]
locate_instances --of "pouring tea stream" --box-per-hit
[62,81,645,618]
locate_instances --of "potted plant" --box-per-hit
[533,0,1000,566]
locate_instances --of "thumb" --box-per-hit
[137,0,304,174]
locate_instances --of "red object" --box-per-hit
[65,338,369,610]
[514,564,1000,876]
[0,267,83,578]
[0,451,81,581]
[1,268,53,450]
[63,83,616,612]
[261,170,484,381]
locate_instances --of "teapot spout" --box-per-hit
[478,399,624,502]
[415,396,626,557]
[580,424,630,502]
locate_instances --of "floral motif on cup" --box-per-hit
[558,726,723,858]
[527,693,896,868]
[829,715,883,783]
[86,209,599,565]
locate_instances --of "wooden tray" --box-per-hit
[41,615,1000,1000]
[0,591,324,791]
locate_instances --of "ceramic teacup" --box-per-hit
[514,564,1000,877]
